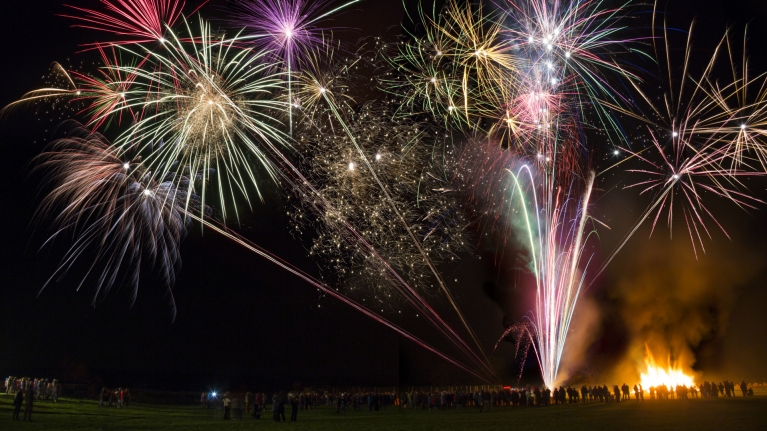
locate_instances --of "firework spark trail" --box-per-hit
[501,163,596,387]
[4,17,291,220]
[453,0,637,387]
[272,47,496,378]
[229,0,363,135]
[33,125,488,378]
[589,18,767,279]
[25,0,767,388]
[382,0,516,131]
[501,0,642,150]
[313,88,494,376]
[33,125,192,319]
[92,18,291,222]
[62,0,208,46]
[589,133,766,284]
[381,0,627,385]
[185,212,492,383]
[230,0,363,62]
[18,3,503,371]
[78,16,495,377]
[71,45,145,130]
[109,29,495,375]
[266,144,496,378]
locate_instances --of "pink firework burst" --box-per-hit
[63,0,208,45]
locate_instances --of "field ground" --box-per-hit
[1,394,766,430]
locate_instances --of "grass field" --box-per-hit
[1,394,765,430]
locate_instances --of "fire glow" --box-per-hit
[639,347,695,388]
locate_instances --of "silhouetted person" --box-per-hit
[290,395,299,421]
[223,394,231,420]
[740,381,748,397]
[278,391,286,421]
[23,386,34,421]
[272,394,279,421]
[12,389,23,420]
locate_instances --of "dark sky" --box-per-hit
[1,0,767,392]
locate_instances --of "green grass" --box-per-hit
[1,394,765,430]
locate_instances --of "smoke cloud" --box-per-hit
[604,229,764,383]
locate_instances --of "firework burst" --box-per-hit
[35,124,194,318]
[102,18,290,220]
[229,0,362,134]
[599,21,767,263]
[62,0,207,46]
[291,102,468,295]
[381,0,515,130]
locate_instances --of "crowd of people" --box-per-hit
[203,390,402,421]
[4,376,60,421]
[2,375,760,423]
[201,379,758,421]
[4,376,59,401]
[649,380,755,399]
[98,386,131,407]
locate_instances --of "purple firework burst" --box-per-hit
[229,0,360,69]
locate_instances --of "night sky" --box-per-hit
[2,0,767,393]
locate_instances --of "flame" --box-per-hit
[639,347,695,388]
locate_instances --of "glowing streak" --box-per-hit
[318,91,495,378]
[186,212,492,383]
[504,166,597,387]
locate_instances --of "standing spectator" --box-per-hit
[232,395,242,420]
[23,386,34,421]
[255,392,263,415]
[245,391,252,414]
[272,393,280,421]
[223,393,232,420]
[278,391,287,421]
[13,388,24,420]
[290,393,299,421]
